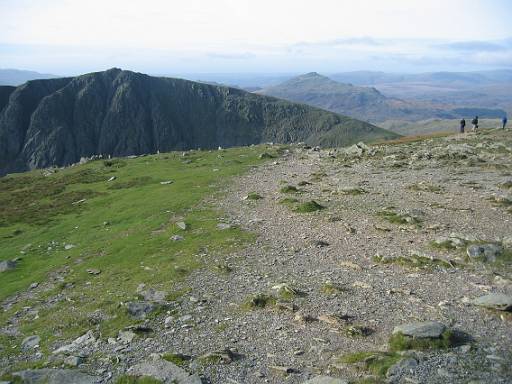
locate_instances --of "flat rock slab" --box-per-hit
[128,358,202,384]
[466,243,503,262]
[393,321,446,339]
[13,369,100,384]
[303,376,349,384]
[473,293,512,311]
[386,358,418,378]
[21,335,40,350]
[0,260,16,272]
[126,301,157,319]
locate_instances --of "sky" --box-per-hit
[1,0,512,75]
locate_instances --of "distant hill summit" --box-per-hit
[0,68,398,175]
[258,72,390,120]
[0,68,59,86]
[258,72,506,123]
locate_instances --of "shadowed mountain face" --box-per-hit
[258,72,506,123]
[0,68,398,175]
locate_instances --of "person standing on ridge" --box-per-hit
[459,118,466,133]
[471,116,479,132]
[503,116,508,129]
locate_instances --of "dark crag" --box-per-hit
[0,68,397,176]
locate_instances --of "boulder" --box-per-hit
[73,330,96,346]
[126,301,157,319]
[176,222,187,230]
[13,369,100,384]
[136,285,167,302]
[199,348,237,364]
[53,330,96,355]
[128,358,201,384]
[0,260,16,272]
[466,243,503,262]
[472,293,512,311]
[344,142,370,157]
[64,356,84,367]
[21,335,41,350]
[118,330,136,344]
[386,358,418,378]
[392,321,446,339]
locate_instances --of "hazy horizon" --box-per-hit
[1,0,512,75]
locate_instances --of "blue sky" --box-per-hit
[1,0,511,75]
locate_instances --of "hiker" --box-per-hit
[459,118,466,133]
[503,116,508,129]
[471,116,479,131]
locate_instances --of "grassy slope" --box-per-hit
[0,145,281,359]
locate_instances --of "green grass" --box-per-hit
[0,373,23,384]
[294,200,325,213]
[320,282,347,294]
[162,353,190,367]
[338,351,401,377]
[273,283,305,300]
[373,254,454,269]
[246,192,263,200]
[279,185,299,193]
[388,330,455,351]
[114,375,163,384]
[376,209,420,225]
[241,293,277,310]
[430,239,458,250]
[309,172,327,182]
[407,183,443,193]
[0,145,279,359]
[279,197,299,205]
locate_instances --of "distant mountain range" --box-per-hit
[0,69,59,86]
[0,68,397,175]
[257,72,506,123]
[329,69,512,87]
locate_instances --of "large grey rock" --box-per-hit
[128,358,202,384]
[392,321,446,339]
[64,356,84,367]
[386,358,418,378]
[21,335,40,350]
[52,330,96,355]
[472,293,512,311]
[0,260,16,272]
[303,376,349,384]
[433,236,466,248]
[126,301,157,319]
[13,369,100,384]
[466,243,503,262]
[136,284,167,302]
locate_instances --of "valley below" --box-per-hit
[1,129,512,383]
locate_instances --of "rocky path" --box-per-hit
[151,131,512,383]
[3,130,512,384]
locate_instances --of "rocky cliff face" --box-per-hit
[0,68,397,175]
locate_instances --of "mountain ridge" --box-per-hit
[0,68,398,175]
[258,72,506,123]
